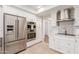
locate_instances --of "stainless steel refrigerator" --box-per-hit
[3,13,27,54]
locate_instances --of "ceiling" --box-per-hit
[23,5,55,12]
[11,5,58,16]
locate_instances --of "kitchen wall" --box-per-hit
[58,21,74,35]
[2,5,42,47]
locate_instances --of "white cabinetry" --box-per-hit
[75,36,79,54]
[55,37,64,53]
[0,7,3,37]
[51,35,75,54]
[61,39,75,54]
[74,6,79,26]
[49,35,55,50]
[77,39,79,54]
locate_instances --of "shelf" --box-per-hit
[57,19,75,22]
[57,33,75,36]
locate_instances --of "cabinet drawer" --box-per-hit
[62,46,75,54]
[55,39,64,46]
[63,41,75,49]
[55,45,74,54]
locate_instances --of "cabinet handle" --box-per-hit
[67,50,70,53]
[75,39,77,42]
[67,43,70,46]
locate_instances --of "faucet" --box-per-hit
[65,29,67,35]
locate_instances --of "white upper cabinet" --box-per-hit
[51,12,57,26]
[74,6,79,26]
[0,7,3,37]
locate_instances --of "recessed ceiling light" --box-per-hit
[37,6,42,9]
[38,8,44,13]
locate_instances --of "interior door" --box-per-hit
[17,17,26,40]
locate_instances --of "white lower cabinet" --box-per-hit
[48,35,79,54]
[75,38,79,54]
[49,35,55,50]
[53,36,75,54]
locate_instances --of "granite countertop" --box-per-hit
[54,34,76,41]
[57,33,75,36]
[0,37,2,39]
[0,38,2,42]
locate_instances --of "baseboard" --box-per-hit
[49,48,63,54]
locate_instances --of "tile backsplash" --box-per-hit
[58,21,74,35]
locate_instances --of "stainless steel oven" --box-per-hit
[27,22,36,42]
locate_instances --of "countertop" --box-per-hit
[57,33,75,36]
[0,37,2,39]
[54,34,76,41]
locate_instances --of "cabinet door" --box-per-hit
[0,9,3,37]
[49,36,55,49]
[75,37,79,54]
[0,9,2,54]
[62,40,75,54]
[55,38,75,54]
[74,7,79,26]
[55,38,64,52]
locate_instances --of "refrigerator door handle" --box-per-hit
[15,20,18,39]
[17,20,19,38]
[15,19,19,40]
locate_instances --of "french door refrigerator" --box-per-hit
[4,13,26,54]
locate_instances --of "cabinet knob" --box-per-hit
[75,39,77,42]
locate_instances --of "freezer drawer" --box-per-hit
[5,34,16,42]
[5,39,26,54]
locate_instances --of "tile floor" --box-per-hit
[19,42,60,54]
